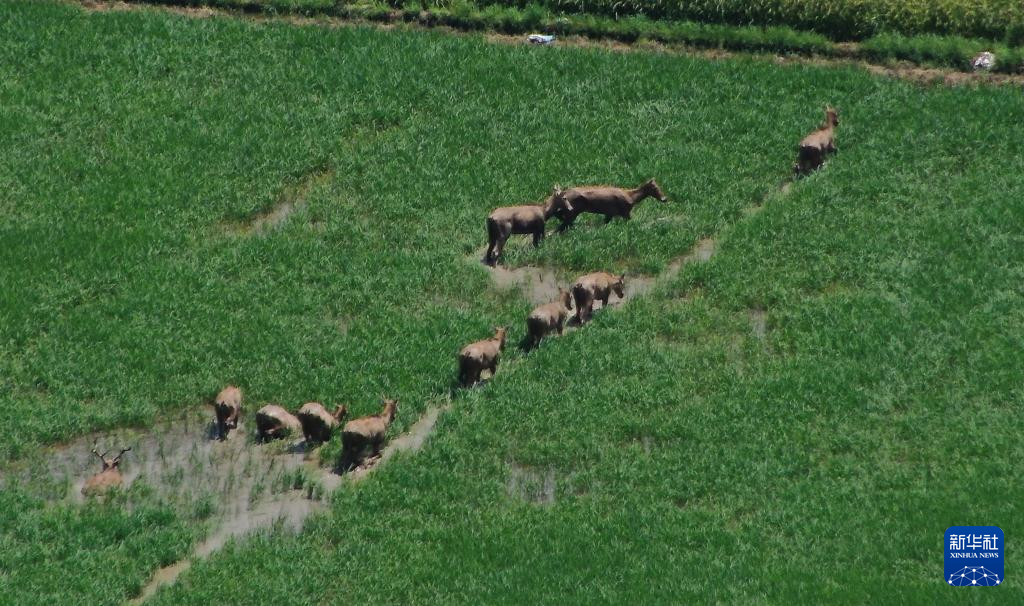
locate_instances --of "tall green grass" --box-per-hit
[127,0,1024,73]
[2,1,1022,604]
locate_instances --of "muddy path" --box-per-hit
[125,403,445,602]
[0,400,447,603]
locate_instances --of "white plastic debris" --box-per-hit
[972,51,996,71]
[527,34,555,45]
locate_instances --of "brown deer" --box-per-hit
[297,402,348,444]
[458,327,508,387]
[255,404,303,442]
[526,288,573,349]
[555,179,667,231]
[484,187,572,266]
[340,398,399,470]
[572,272,625,324]
[794,106,840,176]
[214,385,242,440]
[82,444,131,497]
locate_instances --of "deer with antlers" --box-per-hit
[82,443,131,497]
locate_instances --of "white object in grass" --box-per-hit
[972,51,996,71]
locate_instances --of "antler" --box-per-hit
[91,442,109,463]
[111,446,132,465]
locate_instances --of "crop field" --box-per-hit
[1,1,1022,604]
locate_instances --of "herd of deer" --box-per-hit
[215,386,401,471]
[82,107,839,496]
[463,107,840,386]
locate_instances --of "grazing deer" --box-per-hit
[255,405,303,442]
[526,288,573,349]
[82,444,131,497]
[458,327,508,387]
[214,385,242,441]
[484,187,572,266]
[340,398,399,470]
[555,179,667,231]
[795,106,840,176]
[572,272,625,324]
[297,402,348,444]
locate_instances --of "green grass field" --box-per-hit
[1,2,1021,604]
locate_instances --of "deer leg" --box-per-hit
[533,229,544,247]
[494,237,507,263]
[556,319,564,335]
[484,240,496,265]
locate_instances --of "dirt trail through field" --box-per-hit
[123,402,445,602]
[480,236,719,316]
[224,168,333,236]
[0,398,446,603]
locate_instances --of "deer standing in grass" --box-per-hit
[484,187,573,266]
[214,385,242,440]
[458,327,508,387]
[794,106,840,176]
[255,405,303,442]
[82,444,131,497]
[555,179,667,231]
[526,288,573,349]
[572,272,625,324]
[297,402,348,444]
[340,398,399,470]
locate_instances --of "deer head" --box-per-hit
[494,327,508,349]
[825,106,839,127]
[613,274,626,298]
[644,178,668,202]
[558,288,573,310]
[381,398,399,423]
[92,443,131,470]
[544,185,574,219]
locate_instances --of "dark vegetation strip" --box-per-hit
[103,0,1024,74]
[103,0,1024,42]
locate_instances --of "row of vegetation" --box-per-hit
[137,0,1024,43]
[128,0,1024,74]
[472,0,1024,43]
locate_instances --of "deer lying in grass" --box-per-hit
[458,327,508,387]
[794,106,840,176]
[82,444,131,497]
[526,289,573,349]
[555,179,667,231]
[572,272,625,324]
[297,402,348,444]
[484,187,572,266]
[340,398,399,470]
[255,405,303,442]
[214,385,242,441]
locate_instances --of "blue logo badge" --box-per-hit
[945,526,1003,586]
